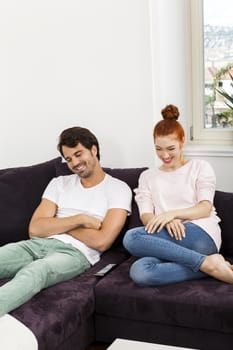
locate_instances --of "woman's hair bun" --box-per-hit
[161,104,180,120]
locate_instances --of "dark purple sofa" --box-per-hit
[0,157,232,350]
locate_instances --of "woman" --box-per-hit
[123,104,233,286]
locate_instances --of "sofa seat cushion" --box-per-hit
[95,256,233,335]
[0,247,128,350]
[11,277,95,350]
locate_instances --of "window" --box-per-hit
[190,0,233,145]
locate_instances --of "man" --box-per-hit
[0,127,132,316]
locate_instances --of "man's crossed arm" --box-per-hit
[29,198,128,252]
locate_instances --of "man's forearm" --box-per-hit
[29,214,101,238]
[68,227,105,251]
[69,208,128,252]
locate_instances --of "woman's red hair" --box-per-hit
[153,104,184,142]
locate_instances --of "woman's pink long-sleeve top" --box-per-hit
[135,159,221,250]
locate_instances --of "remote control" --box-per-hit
[94,263,117,277]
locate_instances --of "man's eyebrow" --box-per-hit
[74,150,82,155]
[64,150,82,160]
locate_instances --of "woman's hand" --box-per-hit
[145,212,176,233]
[166,219,186,240]
[145,213,186,240]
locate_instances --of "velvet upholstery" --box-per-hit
[0,157,144,350]
[0,157,232,350]
[94,188,233,350]
[215,190,233,257]
[9,247,129,350]
[0,158,57,245]
[95,257,233,350]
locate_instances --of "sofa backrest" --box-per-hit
[0,157,232,259]
[0,158,57,246]
[214,190,233,257]
[0,157,146,248]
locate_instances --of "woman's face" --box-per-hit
[154,134,184,171]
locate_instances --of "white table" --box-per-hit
[107,338,197,350]
[0,314,38,350]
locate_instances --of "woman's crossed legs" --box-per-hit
[123,223,233,286]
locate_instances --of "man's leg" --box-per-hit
[0,241,34,278]
[0,239,90,316]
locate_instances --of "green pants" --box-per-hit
[0,237,90,316]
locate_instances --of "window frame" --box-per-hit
[189,0,233,145]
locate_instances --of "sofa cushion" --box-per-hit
[5,246,128,350]
[8,276,95,350]
[54,157,73,176]
[95,256,233,338]
[103,167,148,229]
[0,158,57,246]
[214,190,233,257]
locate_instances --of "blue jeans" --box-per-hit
[123,223,217,286]
[0,237,90,316]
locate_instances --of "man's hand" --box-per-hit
[81,215,102,230]
[68,208,128,252]
[29,199,128,253]
[29,199,102,238]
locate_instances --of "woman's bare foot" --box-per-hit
[200,254,233,284]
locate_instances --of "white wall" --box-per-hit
[0,0,155,169]
[0,0,232,191]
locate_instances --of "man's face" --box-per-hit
[62,143,98,178]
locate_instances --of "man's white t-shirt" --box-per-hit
[42,173,132,264]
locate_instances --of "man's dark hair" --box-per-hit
[57,126,100,160]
